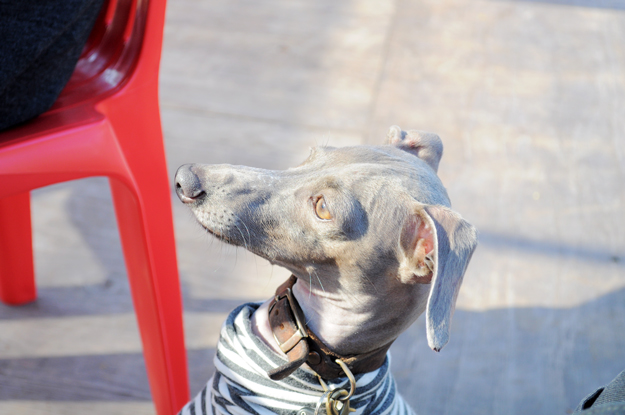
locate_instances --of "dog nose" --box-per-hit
[175,164,205,203]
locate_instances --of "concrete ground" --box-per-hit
[1,0,625,414]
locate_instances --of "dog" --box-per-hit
[175,126,478,415]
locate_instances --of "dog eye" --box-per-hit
[314,196,332,220]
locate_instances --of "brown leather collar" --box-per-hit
[267,275,393,381]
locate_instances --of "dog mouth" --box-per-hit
[201,224,236,245]
[193,209,297,268]
[199,222,264,256]
[200,221,297,271]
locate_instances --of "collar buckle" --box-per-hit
[271,287,308,353]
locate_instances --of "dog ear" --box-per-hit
[398,204,477,352]
[398,208,437,285]
[386,125,444,173]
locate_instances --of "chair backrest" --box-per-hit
[51,0,166,111]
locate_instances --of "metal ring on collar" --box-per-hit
[335,360,356,401]
[314,390,335,415]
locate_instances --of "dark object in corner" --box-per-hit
[574,369,625,414]
[0,0,105,131]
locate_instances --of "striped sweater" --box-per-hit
[178,303,415,415]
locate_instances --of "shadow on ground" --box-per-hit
[393,287,625,414]
[1,285,623,415]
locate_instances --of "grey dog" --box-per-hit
[175,126,478,414]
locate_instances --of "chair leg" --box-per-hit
[0,192,37,305]
[108,177,189,415]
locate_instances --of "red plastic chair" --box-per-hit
[0,0,189,413]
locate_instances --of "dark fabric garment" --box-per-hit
[574,369,625,414]
[0,0,105,131]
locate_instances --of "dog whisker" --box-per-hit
[237,215,253,248]
[233,223,248,251]
[312,269,325,294]
[362,274,378,293]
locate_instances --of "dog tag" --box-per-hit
[296,408,314,415]
[331,399,353,415]
[328,389,355,415]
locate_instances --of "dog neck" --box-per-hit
[265,276,394,380]
[251,274,429,366]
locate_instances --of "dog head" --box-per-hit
[176,126,477,353]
